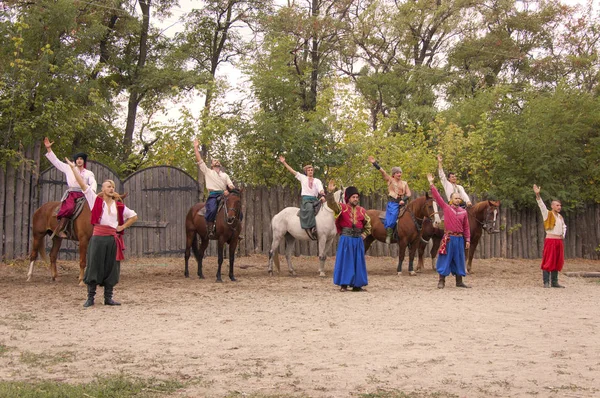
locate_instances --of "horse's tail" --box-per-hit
[191,233,202,264]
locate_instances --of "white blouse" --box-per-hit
[83,186,137,229]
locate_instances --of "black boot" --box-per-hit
[104,285,121,306]
[83,284,96,308]
[551,271,565,288]
[437,274,445,289]
[543,271,550,288]
[455,275,471,288]
[207,222,215,238]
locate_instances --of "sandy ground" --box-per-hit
[0,254,599,398]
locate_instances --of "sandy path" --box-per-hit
[1,255,599,397]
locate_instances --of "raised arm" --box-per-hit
[368,155,391,182]
[427,173,448,209]
[326,180,342,216]
[193,139,203,164]
[437,154,447,183]
[278,156,297,176]
[44,137,69,173]
[65,158,88,191]
[533,184,548,220]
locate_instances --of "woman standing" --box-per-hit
[66,158,138,307]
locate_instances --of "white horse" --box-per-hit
[267,190,343,277]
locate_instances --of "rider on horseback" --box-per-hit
[194,139,236,239]
[44,137,97,238]
[368,156,411,244]
[279,155,325,240]
[437,154,471,208]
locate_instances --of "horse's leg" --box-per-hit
[216,240,225,282]
[467,241,478,274]
[317,234,327,277]
[197,236,208,279]
[49,236,62,282]
[363,235,375,252]
[408,241,418,276]
[27,231,46,282]
[228,240,237,282]
[430,235,441,271]
[416,240,426,273]
[184,230,196,278]
[268,230,283,276]
[77,236,89,286]
[396,241,407,275]
[284,233,296,276]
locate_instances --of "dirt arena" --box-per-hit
[1,254,599,397]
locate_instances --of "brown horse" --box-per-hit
[184,189,243,282]
[28,200,92,285]
[415,200,501,273]
[364,195,435,275]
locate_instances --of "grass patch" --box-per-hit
[0,374,183,397]
[358,389,459,398]
[225,393,309,398]
[19,350,77,367]
[0,344,10,356]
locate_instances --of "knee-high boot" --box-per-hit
[551,271,565,288]
[83,284,96,307]
[542,271,550,288]
[437,274,445,289]
[104,285,121,306]
[455,275,471,288]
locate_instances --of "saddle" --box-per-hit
[195,195,225,218]
[53,197,87,240]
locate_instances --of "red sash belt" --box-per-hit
[93,225,125,261]
[438,232,463,255]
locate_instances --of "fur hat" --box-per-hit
[344,186,360,202]
[391,166,402,175]
[72,152,88,168]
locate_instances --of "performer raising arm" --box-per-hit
[66,158,138,308]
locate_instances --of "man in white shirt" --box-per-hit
[279,155,325,240]
[194,139,236,238]
[533,184,566,288]
[44,137,97,238]
[437,154,471,207]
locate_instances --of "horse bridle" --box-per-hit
[407,198,436,240]
[468,204,500,234]
[223,191,242,227]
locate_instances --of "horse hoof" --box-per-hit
[78,281,85,287]
[215,279,223,283]
[397,272,402,276]
[198,275,205,279]
[26,276,32,282]
[268,271,273,276]
[409,271,417,276]
[319,272,326,278]
[230,277,237,282]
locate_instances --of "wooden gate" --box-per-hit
[122,166,199,257]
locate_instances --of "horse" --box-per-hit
[414,200,501,273]
[27,199,93,285]
[466,200,501,272]
[267,190,343,277]
[184,189,243,282]
[363,195,435,275]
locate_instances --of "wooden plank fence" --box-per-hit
[2,156,599,262]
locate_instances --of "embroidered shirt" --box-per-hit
[295,172,324,197]
[83,186,137,229]
[438,166,470,203]
[46,151,97,192]
[431,185,470,242]
[327,193,372,235]
[536,197,567,237]
[198,161,234,192]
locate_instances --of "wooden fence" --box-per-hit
[2,155,599,262]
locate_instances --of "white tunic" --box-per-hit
[46,151,97,193]
[438,167,470,203]
[295,172,324,197]
[198,161,234,191]
[536,197,567,237]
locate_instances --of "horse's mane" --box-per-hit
[472,200,499,213]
